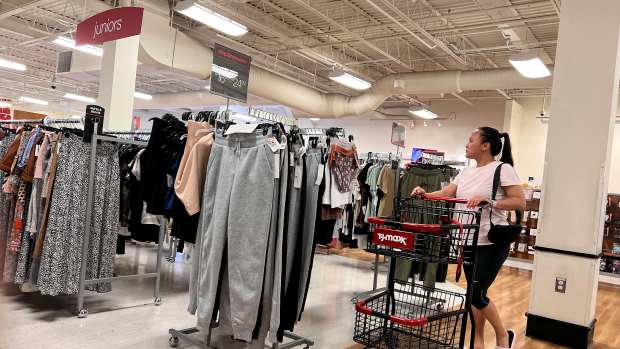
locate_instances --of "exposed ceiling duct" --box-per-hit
[72,0,554,118]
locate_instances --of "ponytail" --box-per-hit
[478,127,515,166]
[499,133,514,166]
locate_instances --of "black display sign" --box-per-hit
[83,104,105,143]
[210,43,251,103]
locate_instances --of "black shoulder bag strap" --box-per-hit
[490,163,522,225]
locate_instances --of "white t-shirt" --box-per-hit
[452,161,521,245]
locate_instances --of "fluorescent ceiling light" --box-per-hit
[205,85,211,90]
[309,117,320,121]
[0,101,11,108]
[509,51,551,79]
[134,91,153,100]
[19,96,48,105]
[212,64,238,79]
[175,1,248,37]
[0,57,26,71]
[52,36,103,57]
[63,93,96,103]
[328,70,371,91]
[409,107,438,119]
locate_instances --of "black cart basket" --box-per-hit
[354,195,482,349]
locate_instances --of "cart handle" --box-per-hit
[420,194,470,204]
[355,299,428,327]
[368,217,452,235]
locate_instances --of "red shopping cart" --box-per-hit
[354,195,482,349]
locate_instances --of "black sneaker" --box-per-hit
[507,329,516,349]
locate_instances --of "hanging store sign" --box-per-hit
[75,7,144,46]
[210,43,251,103]
[391,122,406,147]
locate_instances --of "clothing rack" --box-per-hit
[248,107,297,126]
[168,115,314,349]
[77,121,165,318]
[0,117,82,126]
[300,127,345,137]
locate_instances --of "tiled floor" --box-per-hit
[0,243,394,349]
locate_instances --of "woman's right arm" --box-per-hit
[411,183,457,198]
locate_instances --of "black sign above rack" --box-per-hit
[210,43,251,103]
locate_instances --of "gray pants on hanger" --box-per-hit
[196,132,278,342]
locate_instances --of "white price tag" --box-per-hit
[274,153,280,179]
[35,145,40,157]
[533,191,541,199]
[290,152,295,167]
[225,123,258,135]
[315,164,325,186]
[266,137,280,153]
[531,211,539,219]
[530,228,538,236]
[294,164,303,188]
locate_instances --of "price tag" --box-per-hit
[533,191,541,199]
[315,164,325,186]
[273,153,280,179]
[530,228,538,236]
[266,137,280,153]
[225,123,258,135]
[290,152,295,167]
[35,145,40,157]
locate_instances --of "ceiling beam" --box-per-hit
[450,92,474,106]
[0,0,48,20]
[362,0,467,67]
[287,0,413,71]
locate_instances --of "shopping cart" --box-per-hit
[354,195,482,349]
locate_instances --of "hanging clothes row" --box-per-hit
[168,123,355,348]
[0,122,120,296]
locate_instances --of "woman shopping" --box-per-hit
[412,127,525,349]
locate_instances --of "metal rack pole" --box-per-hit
[76,125,164,317]
[77,119,101,318]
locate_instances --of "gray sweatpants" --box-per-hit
[197,134,282,342]
[296,149,322,318]
[196,132,279,341]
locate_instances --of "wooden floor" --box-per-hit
[336,248,620,349]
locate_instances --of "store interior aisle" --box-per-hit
[0,243,387,349]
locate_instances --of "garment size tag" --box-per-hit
[266,137,280,153]
[294,163,303,188]
[315,164,325,186]
[274,153,280,179]
[225,123,258,136]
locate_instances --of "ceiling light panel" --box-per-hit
[63,93,96,103]
[509,52,551,79]
[409,107,438,119]
[19,96,49,105]
[0,57,26,71]
[328,71,372,91]
[175,1,248,37]
[134,91,153,100]
[52,36,103,57]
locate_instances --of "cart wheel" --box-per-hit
[436,303,444,311]
[169,336,179,348]
[78,308,88,318]
[154,297,162,306]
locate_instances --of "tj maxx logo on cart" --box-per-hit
[373,230,414,250]
[75,7,144,46]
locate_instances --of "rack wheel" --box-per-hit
[168,336,179,347]
[78,308,88,318]
[154,297,162,306]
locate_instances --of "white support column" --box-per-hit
[527,0,620,347]
[97,35,139,131]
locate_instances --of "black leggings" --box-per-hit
[463,244,510,310]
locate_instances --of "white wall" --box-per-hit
[302,99,506,161]
[513,97,620,193]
